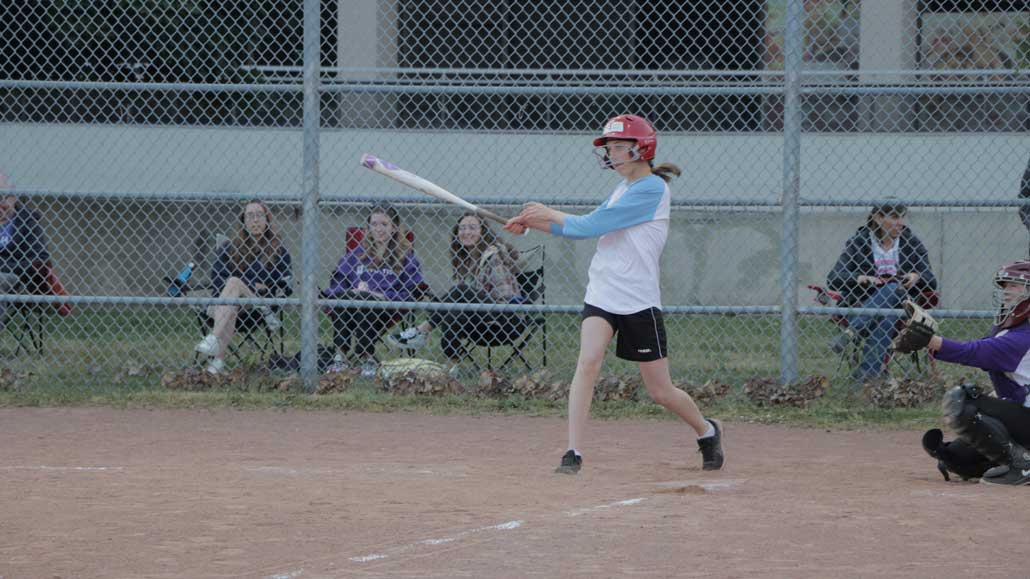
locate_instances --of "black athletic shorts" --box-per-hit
[581,303,668,362]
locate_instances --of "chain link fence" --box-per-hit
[1,0,1028,393]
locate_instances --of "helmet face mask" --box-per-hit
[592,114,657,169]
[993,261,1030,328]
[994,283,1030,328]
[592,142,642,169]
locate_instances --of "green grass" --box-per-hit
[0,304,988,429]
[0,377,944,430]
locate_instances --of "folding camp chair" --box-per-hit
[463,244,547,372]
[4,260,72,356]
[165,236,289,367]
[808,282,939,378]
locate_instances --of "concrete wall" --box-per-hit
[3,124,1028,309]
[3,124,1027,202]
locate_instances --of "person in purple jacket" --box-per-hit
[918,260,1030,486]
[322,204,424,377]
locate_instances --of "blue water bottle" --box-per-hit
[167,262,195,297]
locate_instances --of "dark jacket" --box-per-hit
[827,225,937,307]
[0,206,50,278]
[210,243,293,297]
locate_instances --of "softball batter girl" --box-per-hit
[505,114,724,475]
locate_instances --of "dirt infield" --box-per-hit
[2,408,1027,579]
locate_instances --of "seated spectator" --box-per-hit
[0,174,51,328]
[386,212,525,376]
[322,204,424,377]
[195,200,292,374]
[826,201,937,382]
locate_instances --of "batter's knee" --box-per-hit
[642,382,676,407]
[576,349,605,373]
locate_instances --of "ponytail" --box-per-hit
[650,162,682,182]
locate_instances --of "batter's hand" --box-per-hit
[517,202,556,228]
[504,217,527,235]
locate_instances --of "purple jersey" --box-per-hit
[323,246,423,302]
[935,321,1030,406]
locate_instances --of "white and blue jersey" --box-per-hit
[549,174,671,314]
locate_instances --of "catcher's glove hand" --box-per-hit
[893,300,938,354]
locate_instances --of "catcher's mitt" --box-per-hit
[893,300,938,354]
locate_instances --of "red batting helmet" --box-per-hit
[593,114,657,164]
[994,260,1030,329]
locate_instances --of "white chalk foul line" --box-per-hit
[346,497,648,565]
[0,465,125,472]
[268,569,304,579]
[564,497,646,517]
[349,520,525,563]
[910,489,982,498]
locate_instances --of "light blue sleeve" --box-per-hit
[553,177,665,239]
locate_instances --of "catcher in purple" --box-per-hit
[896,260,1030,485]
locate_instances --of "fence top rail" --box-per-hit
[245,64,1030,79]
[8,190,1030,210]
[0,294,999,319]
[799,306,994,319]
[3,79,1025,97]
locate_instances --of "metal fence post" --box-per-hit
[780,0,804,385]
[300,0,321,392]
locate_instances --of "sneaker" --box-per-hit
[206,358,225,375]
[262,308,282,332]
[326,353,348,375]
[983,464,1010,478]
[982,443,1030,485]
[697,419,724,471]
[982,466,1030,485]
[195,334,219,357]
[385,327,427,350]
[555,450,582,475]
[360,358,379,378]
[828,329,854,354]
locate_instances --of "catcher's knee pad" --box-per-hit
[941,384,982,434]
[922,429,994,481]
[962,412,1018,465]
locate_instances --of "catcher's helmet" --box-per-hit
[592,114,657,167]
[994,260,1030,328]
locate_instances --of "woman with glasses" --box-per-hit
[195,200,292,374]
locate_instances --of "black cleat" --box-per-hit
[555,450,582,475]
[697,419,724,471]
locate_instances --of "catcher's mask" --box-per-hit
[994,260,1030,329]
[592,114,657,169]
